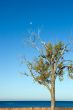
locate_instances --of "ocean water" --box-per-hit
[0,101,73,108]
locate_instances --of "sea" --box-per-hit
[0,101,73,108]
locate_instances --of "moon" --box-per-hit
[29,22,32,25]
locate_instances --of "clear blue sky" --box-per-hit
[0,0,73,101]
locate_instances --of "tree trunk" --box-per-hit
[51,72,55,110]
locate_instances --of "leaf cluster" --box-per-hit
[45,42,64,63]
[24,41,73,85]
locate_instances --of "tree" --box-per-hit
[22,33,73,110]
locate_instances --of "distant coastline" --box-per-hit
[0,101,73,108]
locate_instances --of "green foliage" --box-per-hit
[54,42,64,61]
[44,41,65,64]
[54,42,64,51]
[58,62,63,68]
[68,63,73,79]
[45,43,53,61]
[34,57,47,73]
[24,40,73,85]
[31,57,51,83]
[68,64,73,73]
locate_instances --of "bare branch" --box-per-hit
[66,49,73,52]
[20,72,29,77]
[24,32,44,55]
[42,82,51,93]
[61,65,73,70]
[64,60,73,63]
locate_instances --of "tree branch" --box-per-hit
[64,60,73,63]
[42,82,51,93]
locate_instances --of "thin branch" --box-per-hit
[66,49,73,52]
[42,82,51,93]
[64,60,73,63]
[25,33,44,55]
[20,72,29,77]
[61,66,73,69]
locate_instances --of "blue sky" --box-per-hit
[0,0,73,101]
